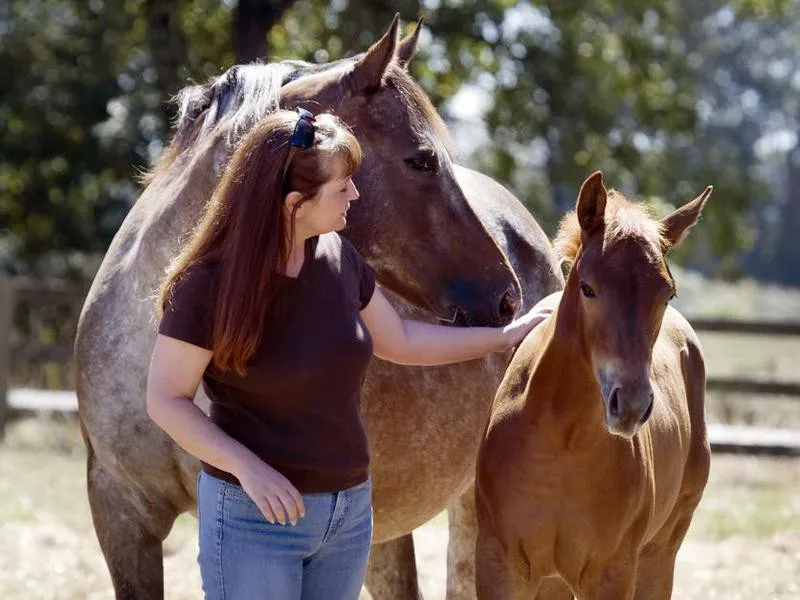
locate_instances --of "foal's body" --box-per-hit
[476,173,712,599]
[477,300,708,599]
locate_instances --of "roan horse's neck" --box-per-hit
[524,284,609,449]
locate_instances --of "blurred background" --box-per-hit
[1,1,799,598]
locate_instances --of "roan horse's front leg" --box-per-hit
[365,533,422,599]
[366,483,483,600]
[447,483,479,599]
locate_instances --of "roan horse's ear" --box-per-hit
[660,186,713,251]
[577,171,607,235]
[345,14,400,94]
[397,17,424,69]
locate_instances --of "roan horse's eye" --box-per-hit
[579,282,597,299]
[405,151,439,173]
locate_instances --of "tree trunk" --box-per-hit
[145,0,188,120]
[773,146,800,285]
[234,0,298,64]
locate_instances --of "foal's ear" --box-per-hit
[397,17,424,69]
[660,186,713,251]
[577,171,607,235]
[346,14,399,93]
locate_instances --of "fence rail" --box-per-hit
[707,378,800,398]
[1,276,800,454]
[691,318,800,336]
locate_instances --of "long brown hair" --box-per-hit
[157,110,362,375]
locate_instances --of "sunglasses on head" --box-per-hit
[283,108,317,180]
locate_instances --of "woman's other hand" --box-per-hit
[233,455,306,526]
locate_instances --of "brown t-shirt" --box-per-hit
[158,232,376,493]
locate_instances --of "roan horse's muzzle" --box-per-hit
[446,280,521,327]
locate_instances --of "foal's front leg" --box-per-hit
[447,483,479,600]
[583,557,638,600]
[475,524,519,600]
[534,577,574,600]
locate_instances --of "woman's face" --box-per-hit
[291,172,361,236]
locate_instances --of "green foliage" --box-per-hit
[2,0,799,282]
[180,0,235,81]
[1,0,149,278]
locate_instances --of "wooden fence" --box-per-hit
[691,318,800,401]
[0,277,88,438]
[1,276,799,455]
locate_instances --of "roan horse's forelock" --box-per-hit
[553,189,667,267]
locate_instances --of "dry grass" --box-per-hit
[1,416,800,599]
[671,267,800,321]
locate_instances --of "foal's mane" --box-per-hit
[553,189,666,265]
[141,55,453,186]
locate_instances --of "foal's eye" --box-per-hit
[405,150,438,173]
[580,282,596,299]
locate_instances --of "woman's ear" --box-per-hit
[284,191,305,212]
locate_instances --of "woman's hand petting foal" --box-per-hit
[502,306,553,348]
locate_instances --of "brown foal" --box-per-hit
[475,171,713,599]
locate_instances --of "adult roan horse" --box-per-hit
[75,17,562,600]
[475,172,712,599]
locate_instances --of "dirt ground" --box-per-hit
[1,416,799,599]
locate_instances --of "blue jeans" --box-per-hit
[197,470,373,600]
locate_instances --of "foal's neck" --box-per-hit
[525,284,608,447]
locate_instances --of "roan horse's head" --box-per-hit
[555,171,712,438]
[280,17,520,326]
[152,16,520,327]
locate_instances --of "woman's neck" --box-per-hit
[285,226,313,276]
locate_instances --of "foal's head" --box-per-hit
[555,172,712,438]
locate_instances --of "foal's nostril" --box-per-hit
[498,291,521,324]
[640,396,655,424]
[609,388,621,418]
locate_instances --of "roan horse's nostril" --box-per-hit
[498,290,521,324]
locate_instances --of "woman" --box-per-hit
[146,108,550,599]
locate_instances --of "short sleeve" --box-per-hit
[340,237,376,310]
[158,264,216,350]
[358,255,376,310]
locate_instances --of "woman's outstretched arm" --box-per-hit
[360,285,552,366]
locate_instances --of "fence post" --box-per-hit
[0,276,14,440]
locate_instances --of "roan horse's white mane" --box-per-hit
[161,55,451,174]
[172,62,302,151]
[146,60,347,183]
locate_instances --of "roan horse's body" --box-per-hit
[75,18,562,599]
[476,173,712,599]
